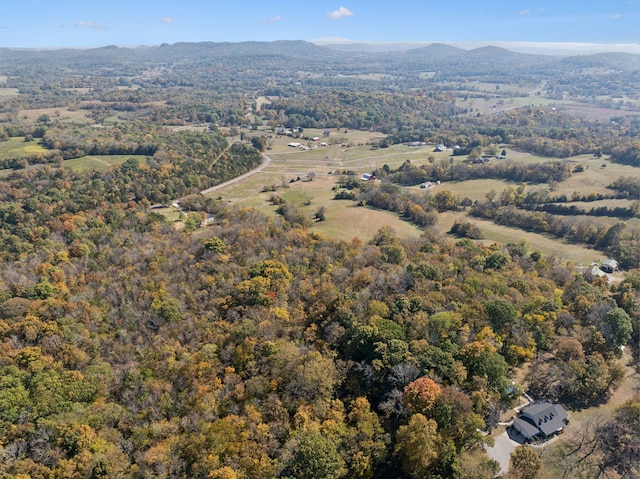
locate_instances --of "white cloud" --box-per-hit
[327,6,354,20]
[159,17,174,24]
[613,13,624,19]
[537,7,545,13]
[518,9,530,15]
[264,15,282,23]
[74,21,106,30]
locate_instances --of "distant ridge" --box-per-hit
[1,40,638,74]
[559,52,640,71]
[313,38,640,55]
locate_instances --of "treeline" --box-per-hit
[379,158,572,186]
[471,202,639,269]
[334,182,438,228]
[523,203,638,218]
[609,175,640,197]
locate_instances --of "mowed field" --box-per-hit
[63,155,148,172]
[205,129,638,259]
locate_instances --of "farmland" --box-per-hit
[63,154,148,172]
[204,128,637,266]
[0,40,637,479]
[0,136,48,160]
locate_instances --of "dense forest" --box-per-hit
[0,41,638,479]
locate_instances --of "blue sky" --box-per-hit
[1,0,638,49]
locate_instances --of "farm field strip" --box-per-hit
[0,137,48,160]
[63,155,148,172]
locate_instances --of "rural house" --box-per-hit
[512,401,568,441]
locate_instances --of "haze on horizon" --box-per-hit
[1,0,638,54]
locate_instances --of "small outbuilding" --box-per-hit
[583,263,607,282]
[600,259,618,273]
[512,401,568,442]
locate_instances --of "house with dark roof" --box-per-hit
[512,401,568,441]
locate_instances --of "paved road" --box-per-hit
[200,153,271,196]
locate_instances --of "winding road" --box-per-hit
[200,153,271,196]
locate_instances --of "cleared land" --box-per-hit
[558,103,640,120]
[0,137,48,160]
[63,155,148,172]
[0,87,19,97]
[17,107,92,124]
[202,129,638,254]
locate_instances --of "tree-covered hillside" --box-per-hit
[0,40,638,479]
[0,187,637,477]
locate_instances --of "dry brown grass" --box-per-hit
[18,107,92,124]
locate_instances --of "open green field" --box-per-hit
[63,155,148,172]
[554,156,639,196]
[210,169,423,243]
[0,137,48,160]
[427,179,512,202]
[204,131,428,243]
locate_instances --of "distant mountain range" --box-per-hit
[312,38,640,56]
[1,40,639,75]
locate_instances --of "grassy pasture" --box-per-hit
[559,103,640,120]
[18,107,92,124]
[553,156,639,196]
[63,155,148,172]
[211,173,424,243]
[206,132,430,242]
[427,179,512,202]
[457,96,567,116]
[0,137,48,160]
[439,211,603,265]
[467,82,535,95]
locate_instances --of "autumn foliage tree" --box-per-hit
[402,377,441,416]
